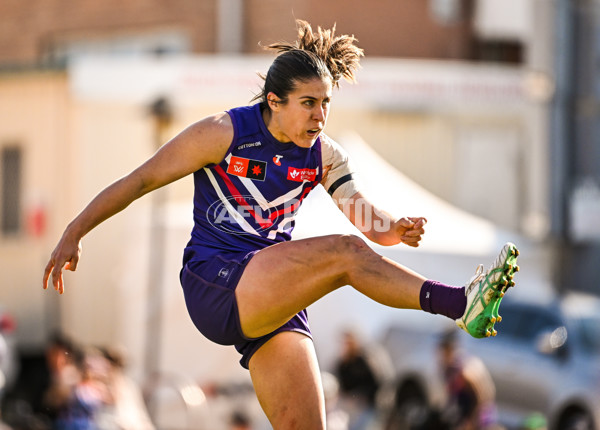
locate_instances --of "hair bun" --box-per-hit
[267,20,364,87]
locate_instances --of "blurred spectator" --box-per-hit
[53,346,113,430]
[42,333,82,424]
[434,330,498,430]
[334,328,390,430]
[229,410,252,430]
[97,346,155,430]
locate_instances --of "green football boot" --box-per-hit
[456,242,520,338]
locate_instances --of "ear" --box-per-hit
[267,92,282,111]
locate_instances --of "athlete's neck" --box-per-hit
[261,105,272,129]
[261,105,291,144]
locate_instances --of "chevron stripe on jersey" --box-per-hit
[183,103,324,264]
[206,153,318,237]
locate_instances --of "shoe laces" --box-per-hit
[465,264,485,293]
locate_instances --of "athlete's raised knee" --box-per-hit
[331,234,371,255]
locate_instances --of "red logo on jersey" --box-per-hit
[227,156,267,181]
[287,167,317,182]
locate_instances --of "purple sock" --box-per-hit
[419,280,466,320]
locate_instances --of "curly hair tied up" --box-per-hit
[253,20,364,107]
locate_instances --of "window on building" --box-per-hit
[41,30,192,65]
[2,146,22,235]
[430,0,464,25]
[471,0,527,64]
[473,39,523,64]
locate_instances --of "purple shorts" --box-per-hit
[180,250,312,369]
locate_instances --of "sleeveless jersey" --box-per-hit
[183,103,323,264]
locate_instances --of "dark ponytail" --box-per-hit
[253,20,364,107]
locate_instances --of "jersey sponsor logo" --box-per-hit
[236,141,262,151]
[273,155,283,166]
[227,156,267,181]
[287,167,317,182]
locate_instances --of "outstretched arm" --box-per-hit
[320,135,426,247]
[43,112,233,294]
[338,191,427,247]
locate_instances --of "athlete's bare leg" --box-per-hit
[249,331,325,430]
[236,233,426,338]
[237,234,427,427]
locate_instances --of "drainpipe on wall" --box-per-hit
[550,0,576,293]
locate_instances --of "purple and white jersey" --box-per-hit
[183,103,324,264]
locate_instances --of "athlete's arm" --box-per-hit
[320,135,426,247]
[338,190,426,247]
[43,112,233,294]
